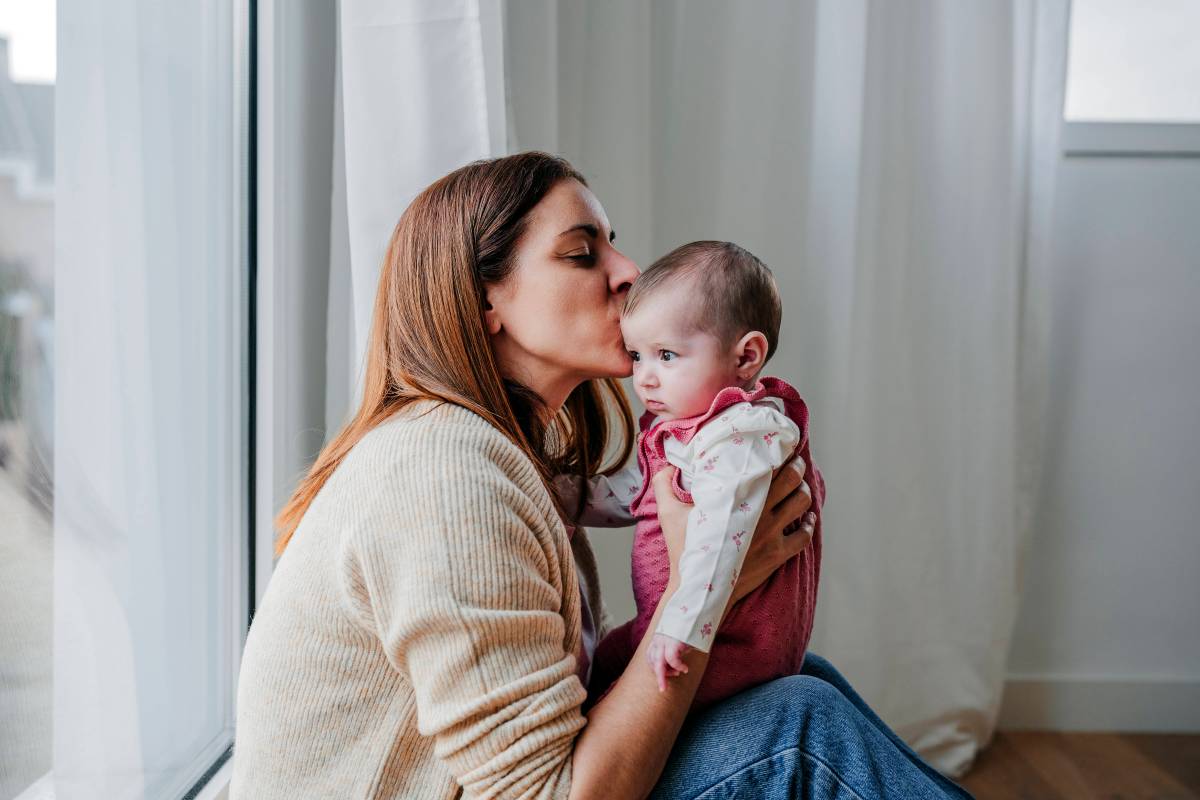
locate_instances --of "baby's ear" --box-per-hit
[734,331,769,378]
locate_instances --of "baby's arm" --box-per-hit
[653,405,801,658]
[552,460,641,528]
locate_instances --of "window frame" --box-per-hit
[181,0,256,795]
[194,0,338,789]
[1062,122,1200,157]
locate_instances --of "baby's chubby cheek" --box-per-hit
[663,369,714,416]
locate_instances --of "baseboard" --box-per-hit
[998,675,1200,732]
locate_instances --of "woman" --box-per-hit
[230,152,973,799]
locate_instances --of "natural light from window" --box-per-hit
[1064,0,1200,123]
[0,0,55,83]
[0,1,54,797]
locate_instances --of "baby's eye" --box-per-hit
[628,351,640,362]
[660,350,677,362]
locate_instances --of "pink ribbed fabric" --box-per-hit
[589,377,825,710]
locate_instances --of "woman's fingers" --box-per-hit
[765,456,807,512]
[785,511,818,557]
[772,478,813,525]
[650,465,677,503]
[651,466,690,522]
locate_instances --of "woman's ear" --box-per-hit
[482,287,503,336]
[734,331,769,379]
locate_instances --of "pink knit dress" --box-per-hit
[587,377,825,711]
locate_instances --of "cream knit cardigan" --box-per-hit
[231,400,610,799]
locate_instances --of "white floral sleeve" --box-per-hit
[551,461,642,528]
[656,403,801,652]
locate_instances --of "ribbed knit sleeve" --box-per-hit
[341,414,587,800]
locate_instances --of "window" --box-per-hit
[1062,0,1200,154]
[0,5,55,797]
[2,0,254,796]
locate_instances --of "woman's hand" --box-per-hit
[651,457,816,604]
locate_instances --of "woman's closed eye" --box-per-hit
[564,250,595,264]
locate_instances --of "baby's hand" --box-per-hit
[646,633,692,692]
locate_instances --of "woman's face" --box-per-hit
[484,179,641,409]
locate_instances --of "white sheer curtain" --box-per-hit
[791,1,1065,775]
[325,0,506,429]
[501,0,1068,777]
[54,0,248,796]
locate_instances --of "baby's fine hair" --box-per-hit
[624,240,783,361]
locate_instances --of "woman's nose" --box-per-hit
[608,250,641,295]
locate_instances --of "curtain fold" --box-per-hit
[327,0,503,426]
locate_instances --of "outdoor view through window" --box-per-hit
[0,1,54,795]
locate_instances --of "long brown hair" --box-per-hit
[275,152,635,555]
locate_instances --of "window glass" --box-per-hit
[1065,0,1200,122]
[1,0,250,795]
[0,3,55,795]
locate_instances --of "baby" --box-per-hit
[557,240,826,710]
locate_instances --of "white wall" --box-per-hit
[1001,153,1200,730]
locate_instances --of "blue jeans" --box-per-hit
[649,653,976,799]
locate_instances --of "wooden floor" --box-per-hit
[959,732,1200,799]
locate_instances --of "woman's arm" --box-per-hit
[349,425,589,800]
[570,570,702,800]
[568,460,815,800]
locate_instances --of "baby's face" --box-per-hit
[621,292,742,421]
